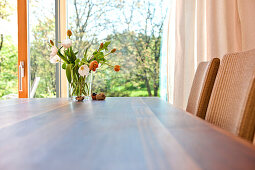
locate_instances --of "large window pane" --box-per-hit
[0,0,18,99]
[67,0,168,97]
[29,0,56,98]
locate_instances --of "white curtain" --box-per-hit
[160,0,255,109]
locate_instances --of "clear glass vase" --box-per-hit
[69,72,93,101]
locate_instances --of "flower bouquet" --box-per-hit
[48,30,120,101]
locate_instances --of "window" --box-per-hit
[67,0,168,97]
[29,0,56,98]
[1,0,168,99]
[0,0,18,99]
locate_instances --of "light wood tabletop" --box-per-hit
[0,97,255,170]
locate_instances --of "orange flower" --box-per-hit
[50,40,54,46]
[111,48,116,53]
[100,43,104,49]
[67,30,72,37]
[114,65,120,72]
[89,60,99,71]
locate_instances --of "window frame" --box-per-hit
[18,0,67,98]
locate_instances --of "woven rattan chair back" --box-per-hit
[186,58,220,119]
[205,49,255,142]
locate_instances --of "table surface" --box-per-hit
[0,97,255,170]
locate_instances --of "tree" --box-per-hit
[110,0,167,96]
[0,0,13,51]
[0,36,18,97]
[0,0,14,67]
[0,0,13,20]
[29,17,56,97]
[70,0,114,56]
[0,0,16,98]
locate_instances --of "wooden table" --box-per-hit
[0,97,255,170]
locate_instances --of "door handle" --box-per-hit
[19,61,24,91]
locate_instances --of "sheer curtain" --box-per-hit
[160,0,255,109]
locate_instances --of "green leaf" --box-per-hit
[95,52,104,61]
[103,41,111,51]
[66,64,73,83]
[93,50,97,55]
[75,59,80,66]
[73,66,79,79]
[69,47,76,62]
[104,41,111,47]
[57,49,69,63]
[64,50,69,57]
[84,48,88,58]
[62,63,66,69]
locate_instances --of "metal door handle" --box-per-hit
[19,61,24,91]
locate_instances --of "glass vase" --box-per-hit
[69,72,93,101]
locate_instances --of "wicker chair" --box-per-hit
[186,58,220,119]
[205,49,255,142]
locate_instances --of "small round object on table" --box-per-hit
[96,93,106,100]
[92,93,97,100]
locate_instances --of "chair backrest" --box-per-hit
[253,135,255,145]
[186,58,220,119]
[205,49,255,141]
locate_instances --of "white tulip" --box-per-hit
[78,65,89,77]
[50,46,58,57]
[50,55,61,64]
[62,39,72,49]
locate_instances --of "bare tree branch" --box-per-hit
[0,34,3,51]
